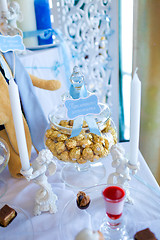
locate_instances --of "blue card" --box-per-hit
[65,94,101,119]
[0,35,25,52]
[65,94,101,137]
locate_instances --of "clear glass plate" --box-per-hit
[0,138,10,174]
[0,138,10,198]
[59,184,160,240]
[0,203,34,240]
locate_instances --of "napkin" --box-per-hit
[3,51,48,151]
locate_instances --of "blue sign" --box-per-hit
[0,35,25,52]
[65,94,101,119]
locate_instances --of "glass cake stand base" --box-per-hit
[61,161,106,189]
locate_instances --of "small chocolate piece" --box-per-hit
[134,228,157,240]
[0,204,17,227]
[76,191,91,210]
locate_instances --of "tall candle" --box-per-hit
[12,0,38,48]
[8,78,30,171]
[34,0,53,45]
[129,70,141,165]
[0,0,8,14]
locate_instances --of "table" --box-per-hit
[0,142,160,240]
[1,48,160,239]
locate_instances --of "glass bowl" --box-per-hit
[45,103,117,189]
[0,137,10,198]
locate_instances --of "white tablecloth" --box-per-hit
[1,142,160,240]
[1,48,160,239]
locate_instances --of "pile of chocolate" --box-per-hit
[45,119,117,164]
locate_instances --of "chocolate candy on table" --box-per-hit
[134,228,157,240]
[0,204,17,227]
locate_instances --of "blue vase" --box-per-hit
[34,0,53,45]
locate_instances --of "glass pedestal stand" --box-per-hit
[100,216,130,240]
[61,161,106,189]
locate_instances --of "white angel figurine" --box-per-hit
[8,1,23,34]
[107,144,131,186]
[23,149,58,216]
[0,1,22,36]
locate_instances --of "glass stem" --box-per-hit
[105,214,122,229]
[75,161,90,172]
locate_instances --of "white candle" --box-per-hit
[0,0,8,13]
[11,0,38,47]
[129,70,141,165]
[8,78,30,171]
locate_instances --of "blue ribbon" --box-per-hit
[70,115,101,138]
[84,115,101,136]
[70,116,84,138]
[23,29,56,39]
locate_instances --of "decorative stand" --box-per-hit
[107,143,140,203]
[52,0,113,104]
[21,149,58,216]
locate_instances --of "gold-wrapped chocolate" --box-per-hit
[57,133,68,142]
[92,134,104,143]
[59,120,69,127]
[68,120,74,126]
[45,138,53,148]
[66,139,77,150]
[55,142,66,154]
[84,133,93,140]
[79,139,92,148]
[69,147,81,161]
[92,155,100,162]
[82,147,94,160]
[77,157,87,164]
[92,143,104,156]
[102,148,109,157]
[74,133,85,142]
[59,151,70,161]
[45,117,117,164]
[82,120,88,128]
[50,130,60,140]
[104,138,109,149]
[45,129,53,138]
